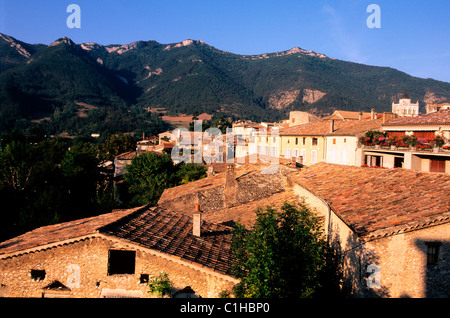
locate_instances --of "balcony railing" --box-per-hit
[361,144,450,154]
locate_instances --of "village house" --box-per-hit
[160,160,450,298]
[0,205,237,298]
[287,163,450,298]
[426,102,450,114]
[1,154,449,298]
[359,109,450,173]
[253,110,385,167]
[325,118,383,166]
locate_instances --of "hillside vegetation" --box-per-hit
[1,33,449,137]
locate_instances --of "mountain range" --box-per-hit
[1,33,449,136]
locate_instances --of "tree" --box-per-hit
[98,132,136,162]
[231,201,342,298]
[176,162,207,184]
[148,272,174,298]
[124,152,177,207]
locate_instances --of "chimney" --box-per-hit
[371,109,376,120]
[291,156,297,167]
[330,119,335,133]
[224,163,237,208]
[193,204,202,237]
[359,112,363,120]
[382,112,396,124]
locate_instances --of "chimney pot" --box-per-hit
[193,204,202,237]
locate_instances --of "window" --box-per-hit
[311,150,317,164]
[295,138,298,145]
[312,138,318,146]
[302,138,306,145]
[140,274,149,284]
[426,242,441,265]
[342,149,347,164]
[285,149,291,159]
[31,269,46,281]
[344,138,347,143]
[108,250,136,275]
[333,138,336,145]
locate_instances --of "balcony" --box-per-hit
[361,144,450,155]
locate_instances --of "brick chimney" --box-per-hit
[382,112,396,123]
[291,156,298,167]
[224,163,237,208]
[193,203,202,237]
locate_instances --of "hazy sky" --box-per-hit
[1,0,449,82]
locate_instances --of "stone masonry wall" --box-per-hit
[0,236,236,298]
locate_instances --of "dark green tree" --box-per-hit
[124,152,177,207]
[98,132,136,162]
[175,162,207,184]
[231,201,342,298]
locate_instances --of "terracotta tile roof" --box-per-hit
[326,119,383,136]
[0,206,235,276]
[115,151,144,160]
[383,109,450,126]
[99,206,234,275]
[0,208,137,256]
[280,119,381,136]
[288,163,450,240]
[325,110,373,121]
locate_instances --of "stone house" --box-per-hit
[287,163,450,297]
[2,157,448,298]
[160,160,450,297]
[0,205,237,298]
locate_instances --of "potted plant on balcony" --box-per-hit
[405,135,418,151]
[433,135,445,152]
[388,137,398,150]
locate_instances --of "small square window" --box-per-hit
[140,274,149,284]
[31,269,46,281]
[333,138,336,144]
[108,250,136,275]
[312,138,318,146]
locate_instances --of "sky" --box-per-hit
[1,0,449,82]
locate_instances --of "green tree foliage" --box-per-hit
[123,152,178,207]
[0,134,117,241]
[148,272,174,298]
[176,162,207,184]
[98,133,136,162]
[231,201,343,298]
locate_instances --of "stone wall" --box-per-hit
[286,174,450,298]
[363,223,450,298]
[0,236,237,298]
